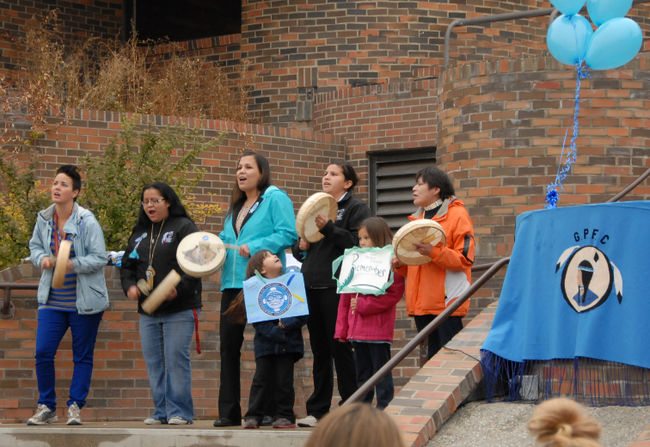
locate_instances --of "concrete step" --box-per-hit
[0,421,312,447]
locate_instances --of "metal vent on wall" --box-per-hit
[368,148,436,230]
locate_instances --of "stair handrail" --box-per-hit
[607,168,650,203]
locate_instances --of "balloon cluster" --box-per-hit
[544,0,643,208]
[547,0,643,70]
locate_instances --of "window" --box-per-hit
[125,0,241,41]
[368,148,436,230]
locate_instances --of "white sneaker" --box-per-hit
[66,403,82,425]
[27,404,58,425]
[168,416,191,425]
[297,415,318,427]
[144,417,163,425]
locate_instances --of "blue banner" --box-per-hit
[243,271,309,323]
[482,201,650,369]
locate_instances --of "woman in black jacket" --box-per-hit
[292,161,371,427]
[120,182,201,426]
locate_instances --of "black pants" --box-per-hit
[352,342,394,409]
[305,287,357,418]
[414,314,463,360]
[218,289,246,421]
[245,354,295,422]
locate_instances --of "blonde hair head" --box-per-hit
[528,398,602,447]
[304,403,406,447]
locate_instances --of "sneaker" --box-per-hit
[213,417,237,427]
[296,415,318,428]
[27,404,58,426]
[260,415,274,426]
[272,417,296,429]
[66,403,82,425]
[242,418,259,429]
[144,417,164,425]
[168,416,191,425]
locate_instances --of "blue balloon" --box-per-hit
[585,17,643,70]
[546,14,593,66]
[550,0,587,16]
[587,0,632,26]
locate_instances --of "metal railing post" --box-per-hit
[0,283,39,319]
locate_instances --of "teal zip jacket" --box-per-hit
[219,185,298,290]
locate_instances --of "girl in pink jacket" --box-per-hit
[334,217,405,409]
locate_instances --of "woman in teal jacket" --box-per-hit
[213,150,298,427]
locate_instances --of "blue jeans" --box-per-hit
[35,308,103,410]
[139,309,195,421]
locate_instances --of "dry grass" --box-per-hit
[3,9,252,133]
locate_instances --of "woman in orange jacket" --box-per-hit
[393,166,475,360]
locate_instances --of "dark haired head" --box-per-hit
[360,217,393,247]
[56,165,82,199]
[135,182,192,227]
[415,166,455,200]
[229,151,272,213]
[246,250,272,278]
[329,160,359,191]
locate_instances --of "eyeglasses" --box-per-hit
[141,198,165,206]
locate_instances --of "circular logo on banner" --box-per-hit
[560,245,613,313]
[258,283,292,317]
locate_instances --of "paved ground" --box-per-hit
[429,401,650,447]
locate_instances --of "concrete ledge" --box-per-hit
[0,422,311,447]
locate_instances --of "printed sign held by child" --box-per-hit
[243,271,309,323]
[332,245,394,295]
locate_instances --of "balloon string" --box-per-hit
[545,62,590,209]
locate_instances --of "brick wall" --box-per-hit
[148,34,242,82]
[239,0,554,124]
[0,0,123,75]
[238,0,650,125]
[437,53,650,264]
[312,78,439,193]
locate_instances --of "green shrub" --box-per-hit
[0,159,49,269]
[81,120,222,250]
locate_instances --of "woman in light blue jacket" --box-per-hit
[27,165,109,426]
[213,151,298,427]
